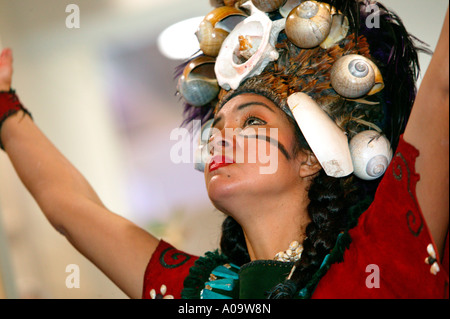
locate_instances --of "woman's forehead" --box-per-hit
[215,93,279,116]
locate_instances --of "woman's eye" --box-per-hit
[244,117,266,126]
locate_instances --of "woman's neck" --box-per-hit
[234,190,311,261]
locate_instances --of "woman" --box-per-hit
[0,0,448,299]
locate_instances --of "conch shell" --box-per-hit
[215,1,286,90]
[196,6,247,57]
[287,92,354,178]
[238,35,263,60]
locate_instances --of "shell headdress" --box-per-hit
[176,0,427,180]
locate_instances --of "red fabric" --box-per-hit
[0,91,31,149]
[142,240,198,299]
[443,232,449,280]
[0,91,25,122]
[313,136,449,298]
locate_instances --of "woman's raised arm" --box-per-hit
[0,49,160,299]
[404,8,449,258]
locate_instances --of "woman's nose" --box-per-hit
[209,131,233,155]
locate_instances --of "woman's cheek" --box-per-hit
[236,130,282,175]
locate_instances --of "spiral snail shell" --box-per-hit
[178,56,220,107]
[349,130,393,180]
[196,6,247,57]
[251,0,287,12]
[285,1,332,48]
[331,54,384,99]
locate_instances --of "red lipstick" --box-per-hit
[209,155,235,172]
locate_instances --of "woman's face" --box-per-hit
[204,93,305,215]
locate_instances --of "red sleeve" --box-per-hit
[142,240,198,299]
[313,136,449,299]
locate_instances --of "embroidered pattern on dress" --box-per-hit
[160,247,192,269]
[392,152,424,237]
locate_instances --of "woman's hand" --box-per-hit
[0,48,13,91]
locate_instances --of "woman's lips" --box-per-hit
[209,155,235,172]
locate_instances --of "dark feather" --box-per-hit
[357,0,431,150]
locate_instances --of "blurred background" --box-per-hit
[0,0,448,298]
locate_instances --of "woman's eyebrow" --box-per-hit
[237,101,276,113]
[212,116,222,128]
[212,101,276,127]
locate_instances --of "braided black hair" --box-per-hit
[220,216,251,266]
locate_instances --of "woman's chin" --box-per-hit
[207,174,235,200]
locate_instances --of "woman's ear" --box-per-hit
[299,151,322,178]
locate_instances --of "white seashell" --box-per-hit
[285,1,332,48]
[349,130,393,181]
[320,13,349,49]
[163,295,175,299]
[160,285,167,296]
[430,262,440,275]
[295,246,303,255]
[287,92,354,178]
[286,249,293,256]
[331,54,384,99]
[289,241,300,250]
[150,289,156,299]
[427,244,437,259]
[215,1,286,90]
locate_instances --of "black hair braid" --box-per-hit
[220,216,251,266]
